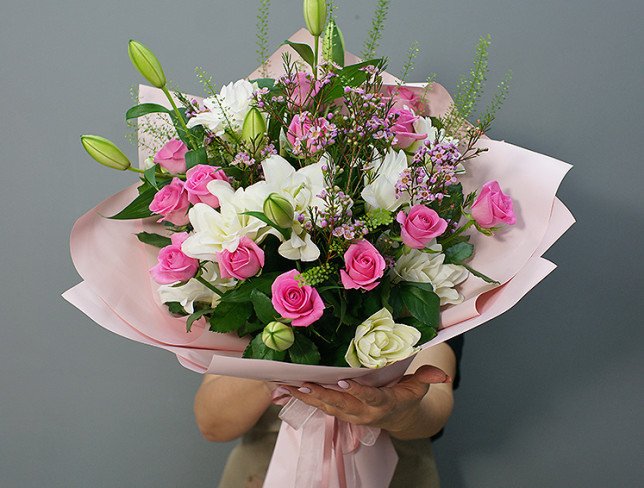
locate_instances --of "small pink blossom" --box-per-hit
[271,270,324,327]
[149,178,190,226]
[287,112,337,155]
[149,232,199,284]
[154,139,188,173]
[340,240,386,291]
[396,205,448,249]
[390,107,426,149]
[216,237,265,280]
[470,180,516,228]
[184,164,230,208]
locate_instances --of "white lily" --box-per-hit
[361,149,410,212]
[186,79,257,136]
[278,223,320,262]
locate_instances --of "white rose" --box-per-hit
[390,242,469,305]
[186,79,257,136]
[345,308,421,369]
[361,149,410,211]
[157,262,235,313]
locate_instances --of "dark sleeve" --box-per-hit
[429,334,464,442]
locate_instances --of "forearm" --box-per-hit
[194,375,273,442]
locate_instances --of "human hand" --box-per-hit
[276,365,451,433]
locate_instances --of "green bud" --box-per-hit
[241,107,266,145]
[128,40,166,88]
[263,193,295,228]
[322,19,345,67]
[80,135,131,171]
[303,0,327,36]
[262,321,295,352]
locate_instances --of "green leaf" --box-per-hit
[463,264,500,284]
[401,316,438,344]
[186,308,213,332]
[249,78,275,90]
[251,290,279,324]
[125,103,171,120]
[209,302,252,333]
[444,241,474,264]
[165,301,188,316]
[185,147,207,170]
[288,333,321,365]
[136,232,171,248]
[219,272,279,303]
[398,282,440,329]
[242,211,291,239]
[238,320,266,337]
[143,165,158,189]
[243,334,286,361]
[321,59,386,102]
[108,185,155,220]
[284,41,315,69]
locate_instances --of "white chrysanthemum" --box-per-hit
[186,79,257,136]
[345,308,421,369]
[157,262,235,313]
[361,149,410,211]
[391,242,469,305]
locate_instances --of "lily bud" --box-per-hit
[303,0,327,36]
[262,321,295,352]
[323,19,345,67]
[264,193,295,228]
[241,107,266,145]
[128,40,166,88]
[80,135,131,171]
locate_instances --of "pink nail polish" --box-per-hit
[298,386,311,394]
[337,380,350,389]
[274,386,290,396]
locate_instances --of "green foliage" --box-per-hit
[320,58,387,103]
[365,208,393,230]
[136,232,171,248]
[108,183,156,220]
[296,263,336,286]
[256,0,271,78]
[250,289,279,324]
[185,147,208,170]
[399,41,420,83]
[242,211,291,239]
[194,66,218,97]
[463,264,500,285]
[361,0,391,60]
[479,70,512,131]
[443,241,474,264]
[166,302,189,316]
[284,40,316,71]
[397,282,440,330]
[186,308,213,333]
[243,334,287,360]
[125,103,170,120]
[218,272,279,303]
[288,332,321,365]
[209,301,253,333]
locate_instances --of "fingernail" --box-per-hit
[337,380,350,390]
[274,386,290,396]
[298,386,311,394]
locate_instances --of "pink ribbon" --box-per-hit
[263,397,398,488]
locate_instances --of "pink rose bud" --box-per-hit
[184,164,230,208]
[154,139,188,174]
[289,72,322,109]
[216,237,265,280]
[384,86,424,113]
[470,180,516,228]
[271,270,325,327]
[396,205,448,249]
[390,107,426,149]
[340,240,386,291]
[287,113,312,147]
[149,232,199,284]
[149,177,190,226]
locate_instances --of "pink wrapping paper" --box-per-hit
[62,31,574,488]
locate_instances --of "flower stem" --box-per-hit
[441,219,475,246]
[196,276,223,297]
[313,35,319,79]
[161,86,198,149]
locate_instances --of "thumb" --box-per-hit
[403,365,451,387]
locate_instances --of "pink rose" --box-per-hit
[340,240,386,291]
[149,232,199,284]
[396,205,448,249]
[390,107,426,149]
[271,270,324,327]
[384,86,424,113]
[289,72,322,109]
[149,177,190,226]
[154,139,188,173]
[216,237,265,280]
[470,180,516,228]
[185,164,230,208]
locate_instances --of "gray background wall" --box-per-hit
[1,0,642,486]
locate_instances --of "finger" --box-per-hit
[281,385,356,423]
[400,365,451,388]
[336,380,389,407]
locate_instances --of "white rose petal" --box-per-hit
[345,308,421,369]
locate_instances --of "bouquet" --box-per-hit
[63,1,573,486]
